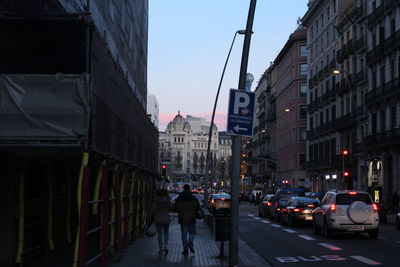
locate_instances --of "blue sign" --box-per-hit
[226,89,255,137]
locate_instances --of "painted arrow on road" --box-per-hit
[234,125,247,132]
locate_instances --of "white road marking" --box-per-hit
[350,256,381,265]
[261,220,271,224]
[318,243,343,251]
[298,234,316,240]
[282,228,297,233]
[271,224,282,228]
[254,217,262,220]
[248,214,255,217]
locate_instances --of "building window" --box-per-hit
[300,45,307,57]
[300,64,307,75]
[300,83,307,97]
[300,105,307,119]
[299,154,305,167]
[299,127,307,142]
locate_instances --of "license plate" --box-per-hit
[349,225,364,231]
[216,201,229,209]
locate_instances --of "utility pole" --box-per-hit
[229,1,257,266]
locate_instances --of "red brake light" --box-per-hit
[372,203,378,212]
[349,192,357,195]
[277,208,281,211]
[211,199,214,204]
[293,208,300,212]
[221,198,225,200]
[267,202,272,206]
[307,204,315,207]
[330,204,336,212]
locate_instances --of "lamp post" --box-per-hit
[204,30,246,208]
[230,1,257,266]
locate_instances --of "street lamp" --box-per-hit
[284,108,291,112]
[204,29,246,206]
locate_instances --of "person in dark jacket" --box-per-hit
[155,188,172,255]
[174,184,200,255]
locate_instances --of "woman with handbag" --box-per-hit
[154,188,172,255]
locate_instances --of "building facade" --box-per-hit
[363,0,400,205]
[303,0,344,192]
[274,28,308,188]
[147,94,159,128]
[162,113,221,186]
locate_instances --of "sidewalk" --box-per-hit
[110,214,271,267]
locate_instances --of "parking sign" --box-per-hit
[226,89,255,137]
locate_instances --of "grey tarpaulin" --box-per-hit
[0,74,90,140]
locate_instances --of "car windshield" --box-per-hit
[336,193,372,205]
[212,193,231,200]
[293,197,319,207]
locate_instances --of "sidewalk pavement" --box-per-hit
[110,214,271,267]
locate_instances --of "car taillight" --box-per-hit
[330,204,336,212]
[267,202,272,207]
[372,203,378,212]
[349,192,357,195]
[277,208,281,211]
[221,198,225,200]
[293,208,300,212]
[211,199,214,204]
[307,204,315,207]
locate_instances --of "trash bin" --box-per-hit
[214,216,230,241]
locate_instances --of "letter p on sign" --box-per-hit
[233,92,250,114]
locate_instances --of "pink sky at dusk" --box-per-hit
[159,112,227,132]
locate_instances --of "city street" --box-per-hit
[239,204,400,266]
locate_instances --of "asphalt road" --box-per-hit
[239,203,400,267]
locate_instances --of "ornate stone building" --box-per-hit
[159,112,230,187]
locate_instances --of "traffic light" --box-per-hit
[343,171,350,177]
[162,164,166,177]
[342,149,349,156]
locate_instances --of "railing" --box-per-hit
[364,128,400,148]
[367,4,384,27]
[355,69,367,84]
[333,113,356,131]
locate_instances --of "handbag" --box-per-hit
[196,208,205,219]
[145,222,157,237]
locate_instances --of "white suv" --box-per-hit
[312,190,379,238]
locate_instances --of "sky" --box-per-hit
[148,0,309,131]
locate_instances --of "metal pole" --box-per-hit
[229,1,257,266]
[205,31,242,205]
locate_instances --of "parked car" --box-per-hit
[208,192,231,216]
[258,194,274,218]
[271,188,306,222]
[396,212,400,230]
[280,197,319,226]
[313,190,379,238]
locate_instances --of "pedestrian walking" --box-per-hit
[155,187,172,255]
[392,191,399,214]
[174,184,200,255]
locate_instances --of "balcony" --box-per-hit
[307,97,321,112]
[365,87,381,105]
[306,159,331,170]
[382,78,400,98]
[367,4,384,27]
[366,44,385,65]
[333,113,356,131]
[384,0,399,14]
[364,128,400,149]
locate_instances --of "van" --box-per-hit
[271,188,305,221]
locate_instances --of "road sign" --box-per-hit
[226,89,255,137]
